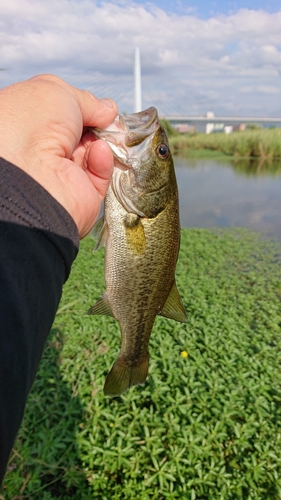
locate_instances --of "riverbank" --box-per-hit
[174,148,230,159]
[168,128,281,159]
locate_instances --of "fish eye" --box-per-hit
[156,143,170,159]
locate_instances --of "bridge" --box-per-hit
[161,115,281,126]
[133,49,281,128]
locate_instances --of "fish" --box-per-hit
[87,106,187,397]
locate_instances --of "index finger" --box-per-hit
[74,88,118,129]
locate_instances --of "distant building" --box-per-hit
[174,123,197,134]
[224,126,233,134]
[233,123,246,131]
[205,112,247,134]
[206,111,214,134]
[213,123,224,133]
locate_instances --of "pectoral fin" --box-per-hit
[159,281,188,323]
[91,216,108,251]
[87,294,114,317]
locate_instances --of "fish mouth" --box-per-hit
[92,107,160,169]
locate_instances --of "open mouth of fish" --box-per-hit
[91,106,160,169]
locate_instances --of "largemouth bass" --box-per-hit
[88,106,187,397]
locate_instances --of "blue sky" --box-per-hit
[126,0,281,16]
[1,0,281,117]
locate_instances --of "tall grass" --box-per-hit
[169,129,281,158]
[2,229,281,499]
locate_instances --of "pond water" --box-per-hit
[175,156,281,241]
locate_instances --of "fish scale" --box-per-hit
[88,106,187,397]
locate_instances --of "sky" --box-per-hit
[1,0,281,117]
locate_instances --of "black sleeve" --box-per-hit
[0,158,79,483]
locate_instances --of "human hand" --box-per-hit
[0,74,118,238]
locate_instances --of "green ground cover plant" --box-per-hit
[2,229,281,499]
[169,129,281,159]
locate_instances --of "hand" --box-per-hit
[0,74,118,238]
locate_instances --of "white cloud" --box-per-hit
[0,0,281,116]
[240,85,280,94]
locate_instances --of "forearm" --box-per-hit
[0,158,79,483]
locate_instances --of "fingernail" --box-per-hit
[101,98,114,108]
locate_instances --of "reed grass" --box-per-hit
[169,129,281,159]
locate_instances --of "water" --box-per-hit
[175,156,281,240]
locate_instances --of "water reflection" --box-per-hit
[232,157,281,177]
[175,156,281,240]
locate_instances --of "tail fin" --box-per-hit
[103,356,149,397]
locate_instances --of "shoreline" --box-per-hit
[167,127,281,159]
[174,148,232,159]
[173,148,281,160]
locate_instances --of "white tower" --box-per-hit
[134,47,142,112]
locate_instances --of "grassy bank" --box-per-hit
[172,148,231,159]
[2,229,281,499]
[168,129,281,159]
